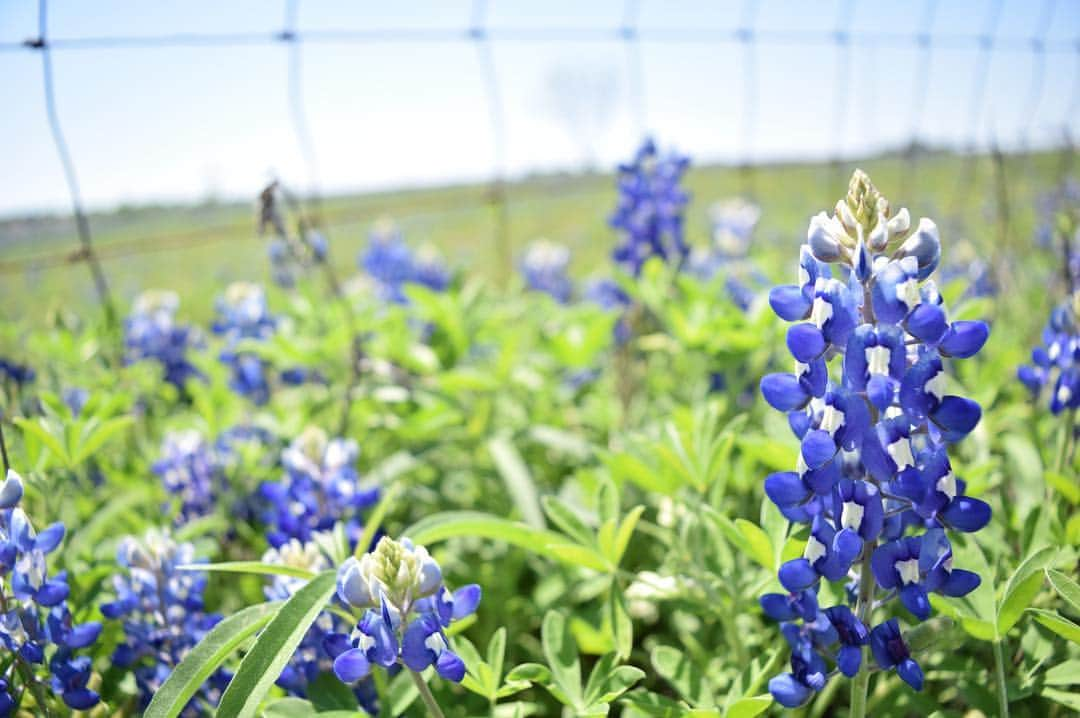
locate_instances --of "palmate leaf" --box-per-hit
[215,570,338,718]
[145,602,279,718]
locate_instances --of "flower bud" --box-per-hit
[0,470,24,509]
[337,556,375,608]
[808,213,846,263]
[886,208,910,239]
[896,218,941,280]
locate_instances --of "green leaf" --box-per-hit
[724,695,772,718]
[651,645,713,708]
[547,542,611,572]
[1030,609,1080,645]
[1046,471,1080,505]
[1044,659,1080,686]
[487,627,507,689]
[404,511,595,569]
[14,417,68,466]
[1042,688,1080,711]
[619,689,687,718]
[542,611,582,708]
[309,671,360,711]
[505,663,552,684]
[176,561,317,581]
[145,602,278,718]
[1046,569,1080,614]
[262,698,359,717]
[216,571,337,718]
[734,519,773,571]
[71,415,134,464]
[607,586,633,660]
[998,571,1045,636]
[613,506,645,566]
[541,496,595,547]
[488,435,545,529]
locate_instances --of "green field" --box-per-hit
[0,149,1068,328]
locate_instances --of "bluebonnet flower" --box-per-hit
[359,221,450,304]
[610,139,691,276]
[0,470,102,712]
[153,430,221,525]
[326,537,480,686]
[124,291,202,389]
[261,536,379,713]
[1018,293,1080,415]
[212,282,276,404]
[0,358,35,388]
[759,170,991,706]
[585,278,632,345]
[100,529,226,715]
[521,240,574,303]
[260,427,378,547]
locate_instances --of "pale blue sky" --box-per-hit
[1,0,1078,215]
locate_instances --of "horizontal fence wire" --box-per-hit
[2,0,1079,288]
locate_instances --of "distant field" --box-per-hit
[0,149,1070,325]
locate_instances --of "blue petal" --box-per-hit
[401,617,438,671]
[897,658,924,691]
[761,373,810,412]
[452,584,482,620]
[62,689,100,711]
[435,649,466,682]
[900,583,931,621]
[779,558,819,592]
[801,430,836,469]
[765,472,810,508]
[760,593,798,621]
[35,522,65,553]
[939,321,989,358]
[323,632,352,659]
[939,569,981,597]
[769,673,813,708]
[930,396,982,440]
[905,303,947,344]
[0,473,24,509]
[333,648,372,683]
[787,324,826,363]
[65,622,102,649]
[35,579,70,607]
[941,496,991,532]
[837,644,862,678]
[769,285,812,321]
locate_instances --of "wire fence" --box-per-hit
[2,0,1079,291]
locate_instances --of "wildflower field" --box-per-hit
[0,145,1078,718]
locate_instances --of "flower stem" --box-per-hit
[849,540,877,718]
[993,640,1011,718]
[409,670,447,718]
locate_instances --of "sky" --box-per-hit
[1,0,1078,216]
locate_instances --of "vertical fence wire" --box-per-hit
[737,0,759,198]
[828,0,855,192]
[282,0,323,226]
[621,0,647,140]
[470,0,512,284]
[951,0,1004,219]
[900,0,938,200]
[31,0,118,328]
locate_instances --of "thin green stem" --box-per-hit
[409,669,447,718]
[849,540,877,718]
[993,640,1011,718]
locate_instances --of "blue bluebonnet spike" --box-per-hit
[330,536,480,689]
[0,470,101,713]
[1019,294,1080,415]
[759,170,991,700]
[609,139,691,276]
[521,240,574,303]
[124,290,202,389]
